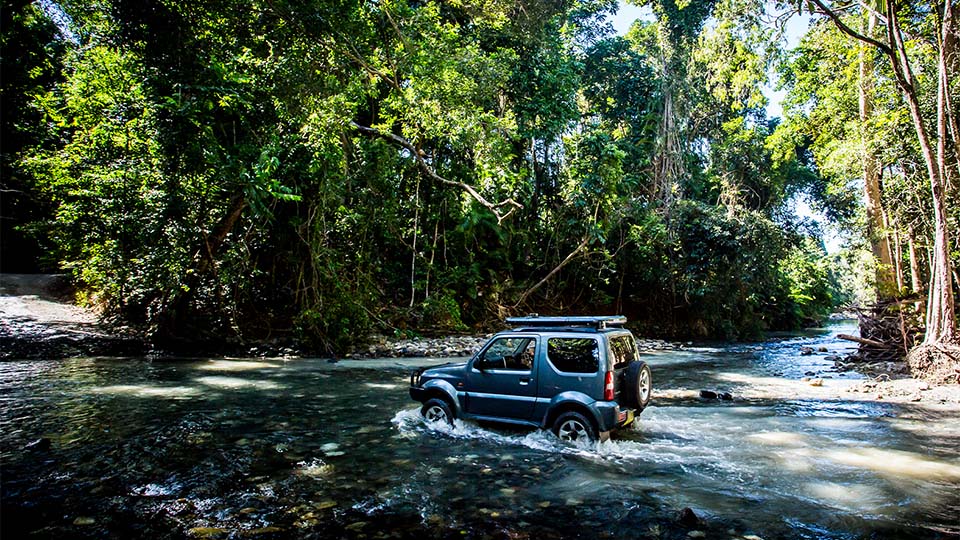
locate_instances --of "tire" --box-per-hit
[551,411,598,443]
[621,361,653,411]
[420,398,454,425]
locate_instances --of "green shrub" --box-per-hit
[421,293,468,332]
[295,297,372,355]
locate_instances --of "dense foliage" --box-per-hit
[777,1,959,347]
[4,0,903,351]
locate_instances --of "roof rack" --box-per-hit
[505,315,628,330]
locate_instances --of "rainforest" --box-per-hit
[2,0,958,362]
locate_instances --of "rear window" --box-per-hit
[546,338,599,374]
[609,335,638,369]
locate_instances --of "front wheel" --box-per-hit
[552,411,598,443]
[420,398,454,425]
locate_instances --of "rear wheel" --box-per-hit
[552,411,597,442]
[420,398,454,425]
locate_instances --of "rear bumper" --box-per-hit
[595,401,635,432]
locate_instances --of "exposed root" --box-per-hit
[907,343,960,385]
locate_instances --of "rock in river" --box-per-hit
[699,390,733,401]
[678,507,700,527]
[25,437,51,452]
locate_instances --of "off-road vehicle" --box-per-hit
[409,315,653,442]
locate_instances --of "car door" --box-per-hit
[464,335,538,420]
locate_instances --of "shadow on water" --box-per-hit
[2,323,959,539]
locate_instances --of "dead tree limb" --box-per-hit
[513,236,590,308]
[350,123,522,224]
[837,334,888,348]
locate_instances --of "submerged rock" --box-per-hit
[188,528,228,539]
[677,507,699,527]
[244,526,285,536]
[25,437,51,452]
[699,390,733,401]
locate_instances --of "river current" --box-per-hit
[2,322,958,539]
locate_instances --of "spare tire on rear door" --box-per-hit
[620,361,652,411]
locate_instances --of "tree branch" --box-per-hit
[350,122,522,224]
[512,235,591,308]
[807,0,893,55]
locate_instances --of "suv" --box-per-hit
[409,315,652,442]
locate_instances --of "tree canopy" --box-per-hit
[2,0,956,353]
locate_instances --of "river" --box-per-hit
[2,321,958,539]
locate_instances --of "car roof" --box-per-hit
[505,315,627,329]
[502,327,632,336]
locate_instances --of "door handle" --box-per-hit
[519,377,532,385]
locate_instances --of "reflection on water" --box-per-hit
[1,322,959,539]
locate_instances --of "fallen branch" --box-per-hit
[837,334,889,348]
[512,236,590,308]
[350,122,522,224]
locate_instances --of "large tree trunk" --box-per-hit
[653,81,683,208]
[860,11,897,300]
[925,0,959,345]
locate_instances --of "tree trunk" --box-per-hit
[925,0,959,344]
[889,215,905,293]
[653,58,684,210]
[907,223,923,293]
[409,177,420,309]
[654,84,675,206]
[860,11,897,300]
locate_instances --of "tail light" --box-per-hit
[604,371,615,401]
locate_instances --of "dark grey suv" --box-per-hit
[409,316,652,442]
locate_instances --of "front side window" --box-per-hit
[546,338,599,374]
[476,337,535,371]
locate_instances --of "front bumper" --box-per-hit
[409,386,428,402]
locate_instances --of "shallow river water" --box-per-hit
[2,322,958,539]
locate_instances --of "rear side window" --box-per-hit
[609,335,638,369]
[546,338,599,374]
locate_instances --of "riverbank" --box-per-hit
[0,274,144,359]
[3,273,958,406]
[0,273,679,359]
